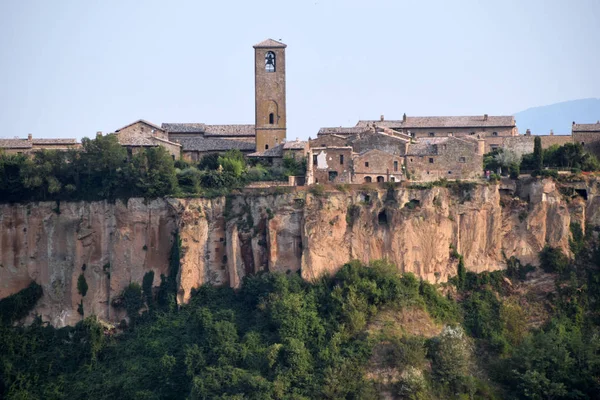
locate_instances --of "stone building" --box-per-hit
[356,114,517,153]
[113,120,181,159]
[352,149,404,183]
[0,134,80,155]
[405,137,484,181]
[247,139,308,166]
[307,146,353,184]
[572,121,600,158]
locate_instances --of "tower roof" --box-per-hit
[253,38,287,49]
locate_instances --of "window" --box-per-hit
[582,142,585,146]
[365,161,369,167]
[492,132,498,136]
[364,176,372,183]
[393,161,398,171]
[470,131,476,135]
[390,177,395,182]
[313,154,318,166]
[429,132,435,137]
[429,158,434,163]
[410,158,413,162]
[377,176,385,182]
[448,171,452,174]
[265,51,276,72]
[459,157,466,163]
[269,113,274,124]
[340,154,344,165]
[328,171,338,182]
[490,144,499,150]
[265,144,269,150]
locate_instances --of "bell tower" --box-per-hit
[254,39,287,152]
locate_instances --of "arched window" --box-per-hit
[265,144,269,150]
[269,113,274,124]
[265,51,276,72]
[377,176,385,182]
[364,176,372,183]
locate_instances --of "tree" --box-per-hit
[533,136,543,172]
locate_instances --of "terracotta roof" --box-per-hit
[318,127,370,136]
[204,124,255,137]
[32,138,78,144]
[248,143,284,158]
[573,123,600,132]
[178,137,255,152]
[115,119,165,133]
[161,123,206,133]
[283,140,307,150]
[357,115,515,129]
[405,138,449,156]
[0,139,32,149]
[253,39,287,48]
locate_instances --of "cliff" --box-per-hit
[0,178,593,326]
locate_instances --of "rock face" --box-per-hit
[0,178,593,326]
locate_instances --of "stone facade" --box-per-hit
[405,137,483,182]
[352,149,404,183]
[503,134,573,156]
[307,147,353,184]
[254,39,287,153]
[573,122,600,158]
[114,120,181,159]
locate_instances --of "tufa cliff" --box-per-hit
[0,178,593,326]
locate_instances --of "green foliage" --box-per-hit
[428,325,473,387]
[533,136,543,172]
[569,222,585,257]
[539,245,569,274]
[142,271,155,308]
[0,282,43,324]
[122,283,144,322]
[77,273,88,297]
[308,184,325,197]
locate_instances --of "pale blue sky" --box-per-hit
[1,0,599,141]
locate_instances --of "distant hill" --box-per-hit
[514,98,600,135]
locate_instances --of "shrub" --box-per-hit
[77,274,88,297]
[428,326,472,385]
[539,245,569,274]
[309,185,325,197]
[0,282,43,324]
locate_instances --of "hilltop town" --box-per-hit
[2,38,600,186]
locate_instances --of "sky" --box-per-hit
[0,0,599,141]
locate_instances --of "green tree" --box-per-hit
[533,136,543,172]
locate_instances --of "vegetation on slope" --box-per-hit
[2,225,600,399]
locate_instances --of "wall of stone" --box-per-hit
[407,127,515,138]
[352,150,404,183]
[351,133,408,156]
[573,131,600,158]
[406,139,482,182]
[311,147,353,184]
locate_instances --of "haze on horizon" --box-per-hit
[0,0,599,141]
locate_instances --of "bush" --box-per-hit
[0,282,43,324]
[539,245,569,274]
[428,326,472,386]
[77,274,88,297]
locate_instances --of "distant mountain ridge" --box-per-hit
[513,98,600,135]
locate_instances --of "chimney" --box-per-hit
[526,129,531,136]
[550,129,554,136]
[380,115,384,122]
[483,114,488,121]
[96,131,103,138]
[402,113,407,122]
[27,133,32,141]
[573,121,576,125]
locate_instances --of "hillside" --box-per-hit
[513,98,600,135]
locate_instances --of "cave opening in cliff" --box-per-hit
[575,189,588,200]
[378,210,388,226]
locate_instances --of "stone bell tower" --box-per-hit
[254,39,287,152]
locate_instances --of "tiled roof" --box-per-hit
[318,127,370,136]
[283,140,307,150]
[161,123,206,133]
[178,137,255,152]
[0,139,32,149]
[204,124,255,136]
[253,39,287,48]
[248,144,284,158]
[115,119,165,133]
[405,138,449,156]
[356,115,515,129]
[573,123,600,132]
[32,138,78,144]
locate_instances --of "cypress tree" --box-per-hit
[533,136,543,171]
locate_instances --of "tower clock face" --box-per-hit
[265,51,275,72]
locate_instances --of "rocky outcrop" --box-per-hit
[0,178,594,326]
